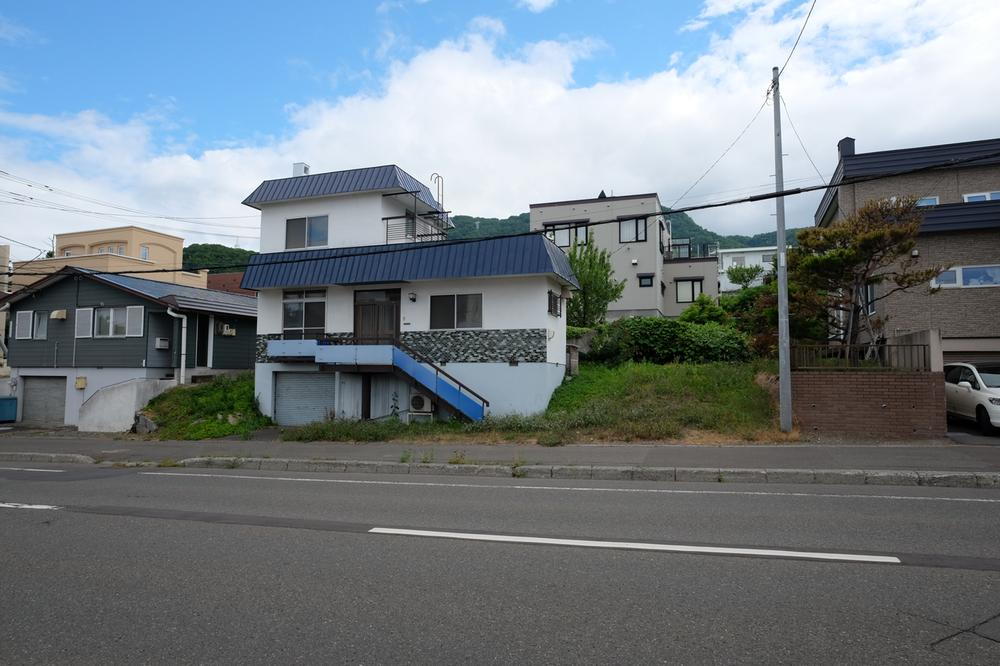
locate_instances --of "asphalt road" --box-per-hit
[3,465,1000,664]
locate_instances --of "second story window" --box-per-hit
[963,191,1000,202]
[638,274,654,288]
[15,311,33,339]
[619,218,646,243]
[140,245,149,260]
[676,279,702,303]
[547,290,562,316]
[282,290,326,339]
[544,223,588,248]
[915,196,939,207]
[286,216,328,249]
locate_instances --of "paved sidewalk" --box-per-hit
[0,434,998,471]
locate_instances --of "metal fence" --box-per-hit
[791,344,931,371]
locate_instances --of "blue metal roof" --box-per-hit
[242,164,440,211]
[919,200,1000,234]
[82,269,258,317]
[241,234,580,290]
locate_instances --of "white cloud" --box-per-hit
[518,0,557,13]
[0,0,998,261]
[468,16,506,37]
[0,15,37,44]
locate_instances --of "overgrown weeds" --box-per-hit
[143,373,271,440]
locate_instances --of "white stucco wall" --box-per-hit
[529,194,666,316]
[258,192,387,253]
[257,275,568,364]
[717,246,777,292]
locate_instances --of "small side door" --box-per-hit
[956,367,980,418]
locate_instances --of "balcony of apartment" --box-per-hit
[663,239,719,262]
[384,212,450,244]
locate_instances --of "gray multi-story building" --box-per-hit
[815,136,1000,362]
[529,191,719,319]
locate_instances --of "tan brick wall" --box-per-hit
[838,164,1000,217]
[879,230,1000,339]
[792,371,946,438]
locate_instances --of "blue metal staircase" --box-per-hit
[267,339,488,421]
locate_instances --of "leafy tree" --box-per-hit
[447,214,529,239]
[678,293,729,325]
[725,264,766,290]
[566,235,625,327]
[788,198,941,345]
[182,244,257,274]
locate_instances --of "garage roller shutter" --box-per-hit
[274,372,337,426]
[21,376,67,427]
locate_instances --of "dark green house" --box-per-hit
[1,267,256,430]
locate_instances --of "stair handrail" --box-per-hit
[323,336,490,408]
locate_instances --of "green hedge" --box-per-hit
[588,317,751,364]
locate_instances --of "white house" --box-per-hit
[717,246,777,292]
[241,164,578,425]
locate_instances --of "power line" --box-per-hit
[779,94,826,182]
[0,231,48,253]
[778,0,818,77]
[7,148,999,281]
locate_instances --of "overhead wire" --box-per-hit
[5,148,999,281]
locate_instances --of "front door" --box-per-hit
[354,289,401,344]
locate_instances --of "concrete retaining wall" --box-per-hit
[77,378,176,432]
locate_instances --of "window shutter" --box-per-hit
[75,308,93,338]
[15,311,32,339]
[126,306,144,337]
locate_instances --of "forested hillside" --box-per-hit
[447,210,805,247]
[183,243,257,273]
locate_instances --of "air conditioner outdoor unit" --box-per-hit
[409,392,433,413]
[154,337,170,350]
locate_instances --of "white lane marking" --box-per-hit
[0,502,61,510]
[140,472,1000,503]
[369,527,902,564]
[0,467,66,473]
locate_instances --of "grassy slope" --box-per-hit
[143,373,271,440]
[282,362,778,443]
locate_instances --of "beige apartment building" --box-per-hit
[529,191,719,319]
[10,226,207,291]
[815,137,1000,362]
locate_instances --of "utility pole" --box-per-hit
[771,66,793,432]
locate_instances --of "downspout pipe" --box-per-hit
[166,308,187,385]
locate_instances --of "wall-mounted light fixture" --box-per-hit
[911,249,919,258]
[408,292,417,302]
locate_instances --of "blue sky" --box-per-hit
[1,0,997,257]
[2,1,720,155]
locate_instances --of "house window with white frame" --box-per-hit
[676,279,702,303]
[915,196,939,207]
[862,283,877,315]
[32,311,48,340]
[282,290,326,339]
[14,311,33,339]
[933,265,1000,288]
[430,293,483,329]
[93,306,143,338]
[731,256,745,267]
[75,308,94,338]
[618,218,646,243]
[285,216,328,249]
[963,191,1000,202]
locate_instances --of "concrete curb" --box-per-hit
[0,452,96,464]
[165,457,1000,489]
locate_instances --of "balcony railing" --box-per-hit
[791,344,930,371]
[664,240,719,261]
[385,215,449,243]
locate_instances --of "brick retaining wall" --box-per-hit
[792,371,946,438]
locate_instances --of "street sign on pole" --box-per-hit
[771,66,793,433]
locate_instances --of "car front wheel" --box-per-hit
[976,406,997,435]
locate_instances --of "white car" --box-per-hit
[944,363,1000,434]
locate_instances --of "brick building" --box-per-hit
[815,137,1000,363]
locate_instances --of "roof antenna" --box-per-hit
[430,173,444,211]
